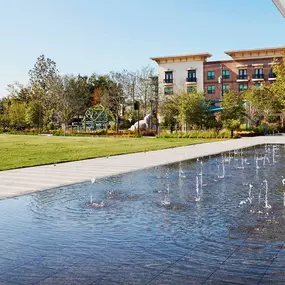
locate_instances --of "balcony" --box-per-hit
[186,77,197,85]
[237,75,249,82]
[223,75,230,80]
[268,73,277,80]
[252,74,264,81]
[164,91,174,95]
[163,78,173,84]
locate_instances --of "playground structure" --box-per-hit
[82,105,115,131]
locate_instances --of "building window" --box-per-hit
[207,85,215,94]
[239,84,248,92]
[222,70,230,79]
[269,67,276,78]
[207,71,215,80]
[255,83,261,88]
[238,69,247,80]
[187,86,197,93]
[223,85,229,92]
[253,68,264,79]
[187,70,196,82]
[164,71,173,83]
[164,87,173,95]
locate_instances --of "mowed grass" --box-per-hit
[0,134,221,171]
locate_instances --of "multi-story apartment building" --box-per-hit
[151,47,284,102]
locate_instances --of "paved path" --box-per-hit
[1,136,285,200]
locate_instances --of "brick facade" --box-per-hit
[204,57,281,101]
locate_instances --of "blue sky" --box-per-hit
[0,0,284,98]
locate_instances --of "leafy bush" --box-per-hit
[0,128,156,137]
[157,129,236,139]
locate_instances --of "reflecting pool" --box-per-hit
[1,145,285,284]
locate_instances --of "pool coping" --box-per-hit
[1,136,285,200]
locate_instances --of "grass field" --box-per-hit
[0,134,222,171]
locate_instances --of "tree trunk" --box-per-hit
[116,111,119,134]
[144,89,147,117]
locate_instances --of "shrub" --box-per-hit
[157,129,236,139]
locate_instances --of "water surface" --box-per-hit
[1,145,285,284]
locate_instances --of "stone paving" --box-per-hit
[1,136,285,200]
[1,238,285,284]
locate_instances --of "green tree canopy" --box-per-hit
[221,90,245,129]
[244,86,280,126]
[160,89,213,129]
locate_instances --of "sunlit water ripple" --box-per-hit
[1,144,285,283]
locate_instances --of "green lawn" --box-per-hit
[0,134,221,171]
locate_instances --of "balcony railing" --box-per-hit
[186,77,197,82]
[223,75,230,80]
[164,91,174,95]
[163,78,173,84]
[237,75,248,80]
[252,74,264,79]
[207,76,215,80]
[268,73,276,78]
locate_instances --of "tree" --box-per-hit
[160,93,179,129]
[221,90,245,130]
[160,89,212,130]
[28,55,58,90]
[26,100,43,128]
[6,82,32,102]
[7,100,26,129]
[136,66,155,117]
[28,55,59,128]
[271,51,285,126]
[88,74,109,106]
[244,86,279,128]
[106,74,126,132]
[0,98,9,128]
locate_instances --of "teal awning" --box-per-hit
[209,107,223,113]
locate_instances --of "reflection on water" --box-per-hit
[1,145,285,284]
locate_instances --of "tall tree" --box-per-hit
[106,74,126,132]
[28,55,59,128]
[28,55,58,90]
[7,100,27,129]
[25,100,43,128]
[6,82,32,102]
[271,51,285,126]
[244,86,279,127]
[160,89,212,129]
[221,90,245,130]
[49,75,90,129]
[136,66,155,117]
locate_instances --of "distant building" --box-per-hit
[151,47,284,102]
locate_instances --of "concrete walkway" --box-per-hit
[1,136,285,200]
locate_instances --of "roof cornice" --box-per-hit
[151,53,212,64]
[225,47,285,60]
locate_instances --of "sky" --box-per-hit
[0,0,284,98]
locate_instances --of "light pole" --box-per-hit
[218,63,224,100]
[150,99,153,129]
[134,101,140,136]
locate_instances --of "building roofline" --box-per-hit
[225,46,285,56]
[151,53,212,62]
[205,57,282,64]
